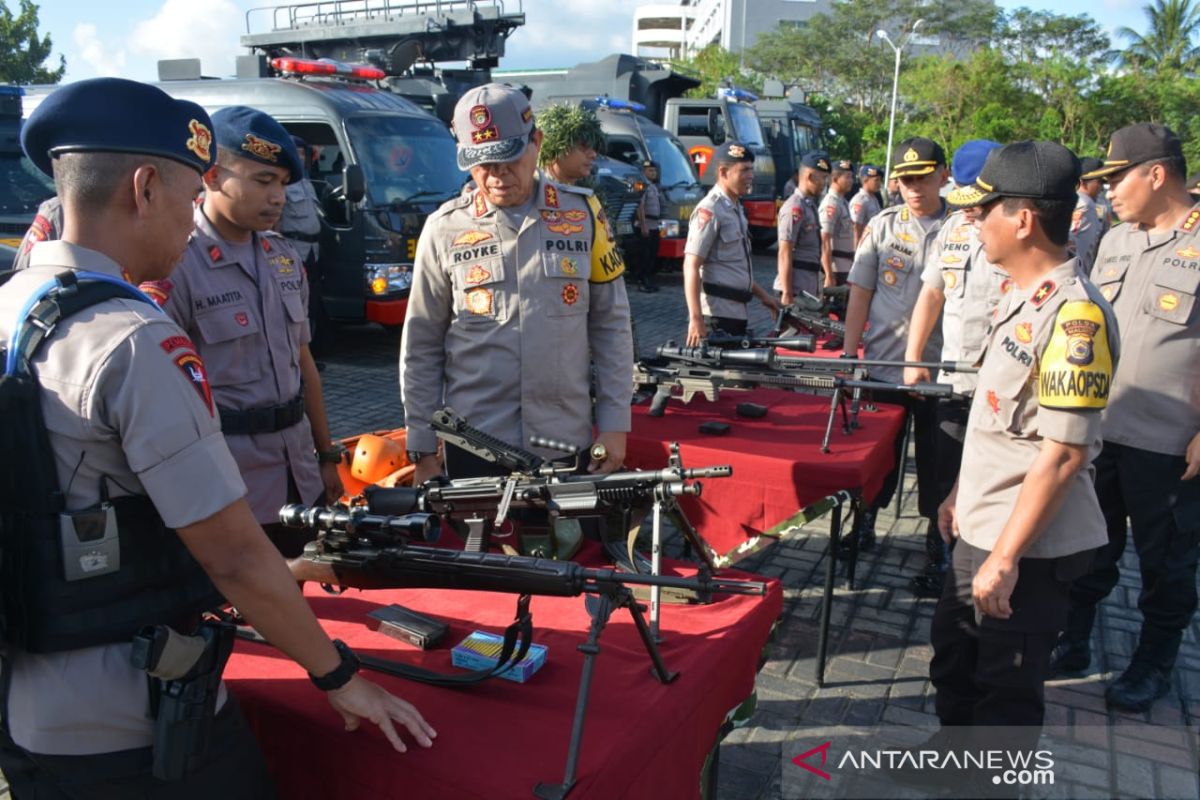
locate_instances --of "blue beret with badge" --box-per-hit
[22,77,216,177]
[858,164,882,179]
[800,151,831,172]
[713,140,755,165]
[211,106,302,184]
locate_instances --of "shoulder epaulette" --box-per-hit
[1178,206,1200,233]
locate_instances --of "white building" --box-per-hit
[632,0,834,61]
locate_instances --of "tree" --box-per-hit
[1117,0,1200,72]
[670,44,760,100]
[0,0,63,84]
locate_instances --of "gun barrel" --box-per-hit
[583,567,767,597]
[838,380,955,397]
[706,334,816,353]
[774,356,978,373]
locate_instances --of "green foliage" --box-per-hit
[670,44,760,100]
[535,103,605,168]
[1117,0,1200,71]
[0,0,63,84]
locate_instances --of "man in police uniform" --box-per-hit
[0,78,433,796]
[684,141,779,344]
[11,196,62,271]
[843,137,948,552]
[277,135,322,272]
[849,164,884,247]
[931,140,1116,744]
[776,151,831,301]
[903,139,1006,597]
[402,84,633,482]
[536,102,603,186]
[819,158,856,284]
[1080,157,1113,236]
[1053,123,1200,712]
[635,159,662,293]
[1070,160,1104,272]
[143,107,342,559]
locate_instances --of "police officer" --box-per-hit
[903,139,1006,597]
[843,137,948,552]
[885,175,903,207]
[0,77,433,797]
[930,141,1115,744]
[1080,157,1113,235]
[849,164,884,247]
[1070,160,1104,273]
[1053,124,1200,712]
[684,141,779,344]
[277,135,322,272]
[819,158,856,284]
[402,84,633,482]
[143,107,342,559]
[635,159,662,293]
[776,151,831,301]
[536,102,603,186]
[10,195,61,271]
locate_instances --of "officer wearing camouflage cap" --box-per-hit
[402,83,633,485]
[143,105,343,559]
[1053,123,1200,713]
[0,78,433,794]
[684,140,780,344]
[536,102,604,186]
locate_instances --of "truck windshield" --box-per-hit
[0,154,55,215]
[790,120,822,156]
[346,115,467,205]
[727,103,764,147]
[645,135,697,188]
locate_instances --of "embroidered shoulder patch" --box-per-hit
[1038,300,1112,410]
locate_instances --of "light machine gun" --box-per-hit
[277,503,767,799]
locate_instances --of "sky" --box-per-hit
[32,0,1154,84]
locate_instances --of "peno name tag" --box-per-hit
[1038,300,1112,409]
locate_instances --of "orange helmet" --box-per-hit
[350,434,408,484]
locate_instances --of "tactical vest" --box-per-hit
[0,270,224,653]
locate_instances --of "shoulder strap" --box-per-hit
[4,271,160,378]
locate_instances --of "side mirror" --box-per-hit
[343,164,366,204]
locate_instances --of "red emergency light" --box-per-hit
[271,57,386,81]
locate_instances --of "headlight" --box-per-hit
[658,220,681,238]
[365,263,413,296]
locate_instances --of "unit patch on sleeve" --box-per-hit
[1038,300,1113,409]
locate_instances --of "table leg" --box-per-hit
[816,497,844,687]
[895,414,912,517]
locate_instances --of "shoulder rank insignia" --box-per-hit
[474,191,489,218]
[1038,300,1112,410]
[260,236,273,254]
[208,245,223,262]
[1030,280,1055,307]
[899,207,910,222]
[544,184,559,209]
[1180,208,1200,232]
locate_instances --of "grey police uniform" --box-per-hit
[819,190,855,275]
[848,204,946,383]
[848,187,882,230]
[686,184,755,322]
[401,176,633,458]
[11,196,62,271]
[931,260,1116,728]
[148,207,323,526]
[922,210,1009,395]
[0,242,245,755]
[776,188,823,298]
[1064,205,1200,672]
[279,179,322,264]
[1070,190,1103,273]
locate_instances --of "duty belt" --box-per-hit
[283,232,320,244]
[219,392,305,436]
[832,249,855,260]
[701,281,753,303]
[791,260,822,273]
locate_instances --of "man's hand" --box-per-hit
[760,294,781,314]
[686,315,706,346]
[1183,431,1200,480]
[904,366,931,386]
[823,273,836,288]
[588,431,627,474]
[319,461,344,502]
[780,291,793,308]
[972,553,1018,620]
[937,491,959,544]
[326,674,436,753]
[412,454,443,485]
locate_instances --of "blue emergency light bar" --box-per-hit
[594,96,646,113]
[0,86,25,96]
[717,86,758,103]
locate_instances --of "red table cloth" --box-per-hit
[625,387,905,559]
[225,560,782,799]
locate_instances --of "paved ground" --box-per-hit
[4,253,1197,798]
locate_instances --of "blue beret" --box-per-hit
[713,140,755,165]
[22,77,215,177]
[952,139,1002,187]
[801,151,831,172]
[858,164,882,179]
[211,106,302,184]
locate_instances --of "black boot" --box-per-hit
[1106,661,1170,712]
[1049,606,1095,676]
[836,508,876,559]
[909,519,948,598]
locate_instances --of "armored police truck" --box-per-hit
[755,84,826,202]
[0,85,55,271]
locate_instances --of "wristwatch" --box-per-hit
[309,639,359,691]
[316,444,346,464]
[407,450,436,464]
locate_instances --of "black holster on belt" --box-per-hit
[131,619,235,781]
[218,390,305,436]
[701,281,753,303]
